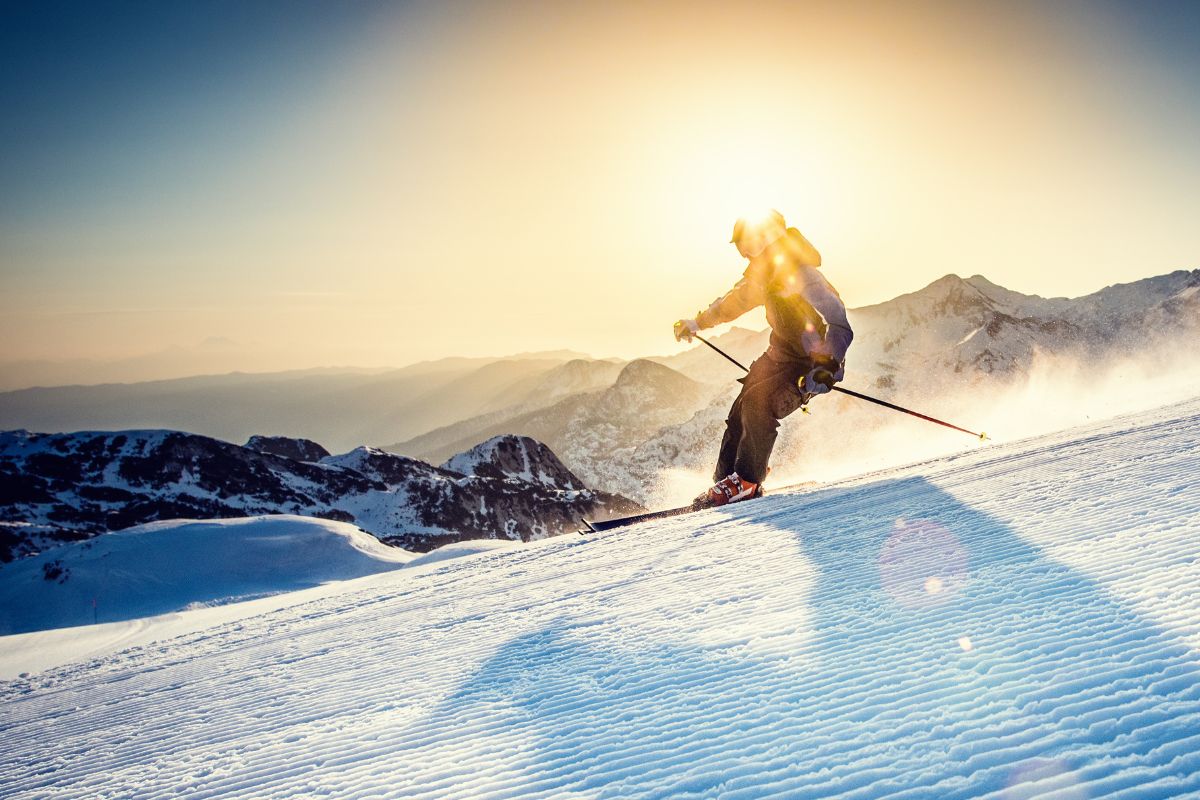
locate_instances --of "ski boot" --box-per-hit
[693,472,763,509]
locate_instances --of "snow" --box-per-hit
[955,325,983,346]
[0,516,413,636]
[440,434,583,489]
[405,538,523,568]
[0,428,624,560]
[2,397,1200,798]
[442,436,540,483]
[0,579,373,681]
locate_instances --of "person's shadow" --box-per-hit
[391,476,1200,799]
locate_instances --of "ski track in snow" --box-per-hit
[3,399,1200,798]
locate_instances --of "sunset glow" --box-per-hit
[1,0,1197,378]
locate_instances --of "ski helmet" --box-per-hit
[730,209,786,244]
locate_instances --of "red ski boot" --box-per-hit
[693,472,763,509]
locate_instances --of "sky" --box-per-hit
[1,0,1198,379]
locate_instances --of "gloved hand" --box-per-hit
[802,357,844,396]
[673,319,700,343]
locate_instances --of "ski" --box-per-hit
[582,496,759,531]
[582,504,700,532]
[583,484,773,532]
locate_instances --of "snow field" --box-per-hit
[2,398,1200,798]
[0,516,413,636]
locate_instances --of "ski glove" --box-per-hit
[802,358,844,396]
[674,319,700,343]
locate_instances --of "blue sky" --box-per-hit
[1,1,387,223]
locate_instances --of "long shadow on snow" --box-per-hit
[414,476,1200,799]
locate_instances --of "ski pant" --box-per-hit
[714,350,811,484]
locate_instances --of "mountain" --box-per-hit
[244,435,330,462]
[606,270,1200,504]
[0,516,413,635]
[848,270,1200,395]
[387,359,628,461]
[4,395,1198,797]
[511,358,627,406]
[382,270,1200,506]
[649,325,770,383]
[0,429,640,561]
[441,435,586,490]
[391,359,709,499]
[0,353,603,453]
[387,349,596,379]
[0,337,293,392]
[0,347,597,393]
[3,271,1195,508]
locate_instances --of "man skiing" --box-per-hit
[674,210,853,507]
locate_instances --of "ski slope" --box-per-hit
[3,397,1200,799]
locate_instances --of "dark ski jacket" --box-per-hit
[695,228,853,365]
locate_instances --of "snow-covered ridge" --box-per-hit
[2,395,1197,798]
[0,515,412,635]
[321,446,451,488]
[441,435,585,490]
[850,268,1200,389]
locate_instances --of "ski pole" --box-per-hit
[693,335,988,441]
[825,385,988,440]
[695,333,750,372]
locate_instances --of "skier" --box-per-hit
[674,210,853,507]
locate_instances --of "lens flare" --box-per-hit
[879,518,969,610]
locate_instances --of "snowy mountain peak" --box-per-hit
[320,446,447,488]
[440,435,584,490]
[858,274,991,321]
[245,435,330,462]
[928,272,994,304]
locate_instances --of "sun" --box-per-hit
[659,118,846,250]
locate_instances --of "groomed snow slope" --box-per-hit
[2,398,1200,799]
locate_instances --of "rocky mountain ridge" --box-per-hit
[392,359,708,492]
[0,430,639,561]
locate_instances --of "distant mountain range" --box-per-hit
[0,430,639,562]
[0,352,619,453]
[0,342,597,393]
[2,270,1196,509]
[393,358,709,497]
